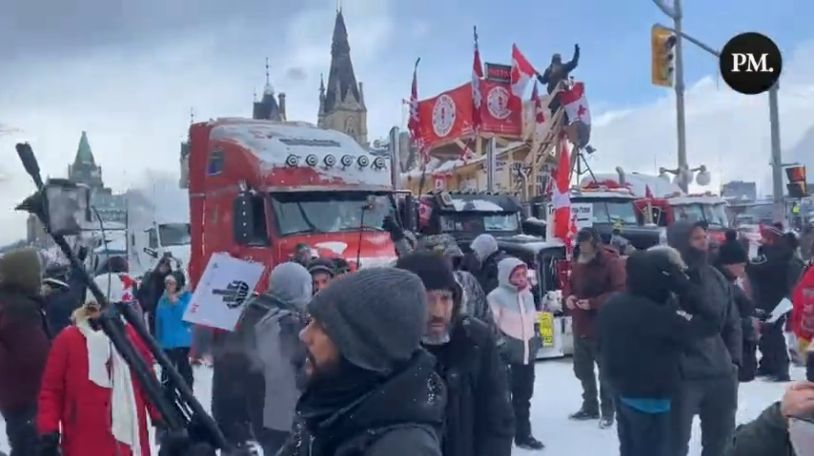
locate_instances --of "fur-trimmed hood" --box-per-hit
[0,248,43,295]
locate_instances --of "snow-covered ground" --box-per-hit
[1,359,801,455]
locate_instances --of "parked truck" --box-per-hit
[126,185,191,278]
[186,118,400,286]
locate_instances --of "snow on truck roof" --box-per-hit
[209,119,392,189]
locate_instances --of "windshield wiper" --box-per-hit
[334,225,384,232]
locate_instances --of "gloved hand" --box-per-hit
[233,441,263,456]
[665,264,692,296]
[381,215,405,242]
[38,432,60,456]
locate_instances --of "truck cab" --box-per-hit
[569,187,663,250]
[186,118,399,287]
[126,185,191,278]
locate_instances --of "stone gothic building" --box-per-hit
[27,131,126,246]
[318,10,368,148]
[253,60,287,122]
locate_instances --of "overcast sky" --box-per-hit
[0,0,812,244]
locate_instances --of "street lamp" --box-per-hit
[659,165,711,189]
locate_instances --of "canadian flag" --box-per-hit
[552,139,572,241]
[511,44,536,98]
[530,82,547,151]
[472,26,484,130]
[407,58,426,162]
[561,81,591,125]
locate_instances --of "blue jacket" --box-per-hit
[155,291,193,349]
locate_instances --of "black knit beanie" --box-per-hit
[307,258,336,278]
[395,251,458,293]
[307,268,428,375]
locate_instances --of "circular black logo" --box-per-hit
[719,32,782,95]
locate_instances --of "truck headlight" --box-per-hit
[357,156,370,168]
[340,155,354,167]
[324,154,336,167]
[285,154,299,167]
[372,157,386,169]
[305,154,318,167]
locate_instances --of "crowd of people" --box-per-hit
[1,216,813,456]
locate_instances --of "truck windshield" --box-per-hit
[673,204,705,224]
[158,223,191,246]
[591,201,638,225]
[439,212,520,234]
[704,204,730,227]
[271,192,392,235]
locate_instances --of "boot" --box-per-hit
[768,373,791,382]
[515,435,545,450]
[599,415,615,429]
[569,408,599,421]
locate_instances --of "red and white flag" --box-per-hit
[645,184,654,199]
[510,44,536,98]
[561,81,591,125]
[472,26,484,130]
[530,82,547,151]
[408,58,427,162]
[552,139,572,242]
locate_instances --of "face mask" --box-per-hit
[789,418,814,456]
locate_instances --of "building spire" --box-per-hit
[264,57,274,95]
[323,9,359,112]
[74,130,95,165]
[189,107,195,125]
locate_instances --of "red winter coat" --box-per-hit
[37,323,159,456]
[791,265,814,342]
[564,247,627,339]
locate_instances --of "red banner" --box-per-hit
[478,79,523,136]
[417,84,473,149]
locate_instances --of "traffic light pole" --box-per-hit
[654,15,787,225]
[673,1,688,193]
[653,0,687,192]
[769,82,785,224]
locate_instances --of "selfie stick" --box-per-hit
[14,143,228,450]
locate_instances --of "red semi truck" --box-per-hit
[186,118,400,287]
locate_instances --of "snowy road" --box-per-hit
[1,358,801,455]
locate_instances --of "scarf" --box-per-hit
[75,320,142,456]
[297,358,385,452]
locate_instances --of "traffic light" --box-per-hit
[651,25,676,87]
[785,165,808,198]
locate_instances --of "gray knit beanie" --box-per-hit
[307,267,428,375]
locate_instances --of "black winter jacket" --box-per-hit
[726,402,794,456]
[211,294,273,445]
[475,251,510,296]
[748,246,806,312]
[599,291,723,399]
[277,350,445,456]
[425,316,514,456]
[43,263,86,335]
[668,221,742,380]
